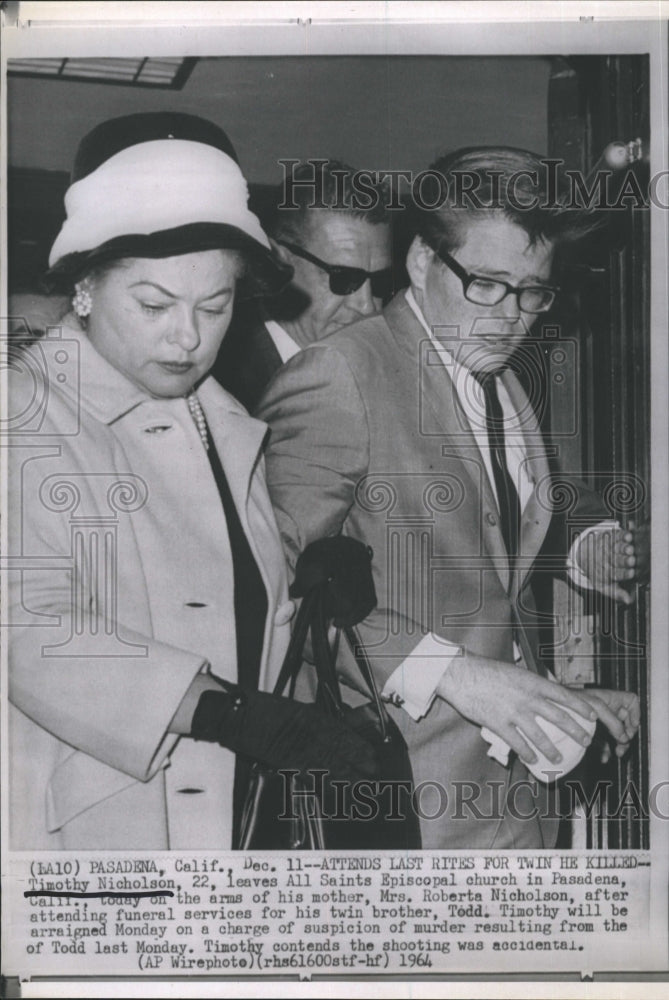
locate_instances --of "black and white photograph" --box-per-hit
[1,2,667,995]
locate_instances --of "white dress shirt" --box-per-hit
[265,319,300,364]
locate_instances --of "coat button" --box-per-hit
[274,600,296,626]
[486,512,497,526]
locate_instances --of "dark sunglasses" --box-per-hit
[276,239,394,299]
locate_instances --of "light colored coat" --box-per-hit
[259,293,605,849]
[8,318,292,849]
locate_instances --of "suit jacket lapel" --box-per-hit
[384,295,511,590]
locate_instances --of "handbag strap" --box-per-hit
[310,586,345,714]
[270,587,318,697]
[342,624,392,742]
[270,579,392,740]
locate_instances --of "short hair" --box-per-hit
[270,159,390,243]
[412,146,598,254]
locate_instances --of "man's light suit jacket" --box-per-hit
[258,292,606,849]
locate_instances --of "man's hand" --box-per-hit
[579,688,641,762]
[436,655,597,765]
[575,520,649,605]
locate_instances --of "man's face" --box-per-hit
[409,215,555,374]
[276,212,391,347]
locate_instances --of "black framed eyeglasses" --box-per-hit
[276,239,394,300]
[430,242,559,315]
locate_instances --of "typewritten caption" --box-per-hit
[3,851,656,977]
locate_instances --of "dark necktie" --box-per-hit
[470,375,547,678]
[473,370,522,562]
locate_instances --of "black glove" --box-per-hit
[289,536,377,627]
[190,681,378,782]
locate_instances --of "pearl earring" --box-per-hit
[72,282,92,319]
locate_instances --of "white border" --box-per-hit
[1,3,667,997]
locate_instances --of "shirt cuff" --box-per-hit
[567,520,621,589]
[381,632,461,721]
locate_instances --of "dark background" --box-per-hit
[7,55,552,292]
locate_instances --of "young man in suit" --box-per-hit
[257,147,643,849]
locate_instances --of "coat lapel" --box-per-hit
[197,378,287,690]
[384,295,511,590]
[199,377,267,512]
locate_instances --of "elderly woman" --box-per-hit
[8,112,373,850]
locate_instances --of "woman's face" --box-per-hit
[86,250,241,398]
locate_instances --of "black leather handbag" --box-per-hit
[237,566,421,851]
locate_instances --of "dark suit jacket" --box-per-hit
[213,301,283,413]
[258,292,607,849]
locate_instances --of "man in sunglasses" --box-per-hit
[259,146,644,850]
[215,160,392,410]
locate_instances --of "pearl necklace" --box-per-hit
[186,391,209,451]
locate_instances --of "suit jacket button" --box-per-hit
[486,512,497,526]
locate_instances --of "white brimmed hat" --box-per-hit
[46,111,292,297]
